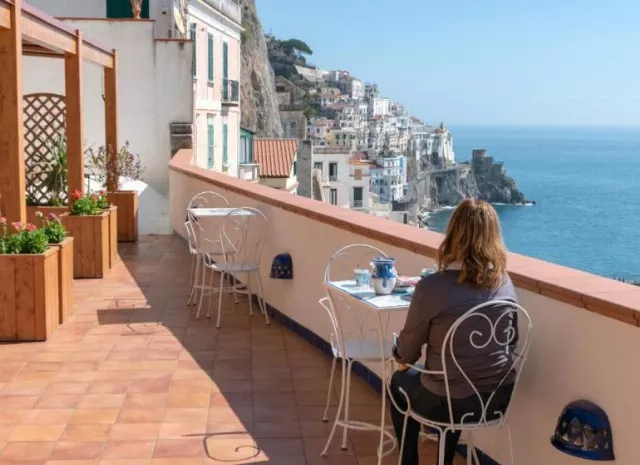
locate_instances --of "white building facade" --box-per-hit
[189,0,243,176]
[370,155,407,203]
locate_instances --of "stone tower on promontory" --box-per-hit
[239,0,283,137]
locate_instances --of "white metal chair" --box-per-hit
[185,191,229,310]
[202,207,270,328]
[387,300,532,465]
[320,244,396,457]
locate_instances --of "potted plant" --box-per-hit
[61,190,110,279]
[85,142,143,242]
[0,218,60,341]
[96,190,118,268]
[36,212,74,323]
[25,133,70,224]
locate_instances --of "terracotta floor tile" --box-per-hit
[60,424,112,442]
[0,395,38,409]
[154,439,205,458]
[22,408,74,424]
[0,410,27,424]
[110,423,160,441]
[102,441,155,459]
[48,460,98,465]
[87,381,130,394]
[9,424,66,442]
[0,425,15,442]
[205,422,252,435]
[158,422,207,439]
[151,459,202,465]
[35,394,83,409]
[168,391,210,408]
[209,392,252,408]
[164,409,208,425]
[47,382,91,395]
[70,409,121,424]
[253,422,301,439]
[117,409,166,424]
[78,394,125,409]
[128,378,172,394]
[1,381,49,396]
[49,441,106,460]
[0,440,55,461]
[98,460,152,465]
[207,407,252,424]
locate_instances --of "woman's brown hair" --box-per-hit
[436,199,508,288]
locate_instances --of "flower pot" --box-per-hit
[49,238,74,323]
[26,206,68,225]
[62,212,110,279]
[107,191,138,242]
[0,247,60,341]
[104,205,119,268]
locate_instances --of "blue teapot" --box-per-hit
[370,257,397,295]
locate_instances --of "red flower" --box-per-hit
[72,189,82,200]
[99,190,105,196]
[26,223,37,232]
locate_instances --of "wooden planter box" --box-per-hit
[62,213,110,279]
[26,206,68,225]
[50,238,74,324]
[107,191,138,242]
[104,206,119,269]
[0,248,60,341]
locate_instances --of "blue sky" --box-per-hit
[256,0,640,126]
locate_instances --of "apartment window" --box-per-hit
[207,33,214,82]
[314,162,323,173]
[222,41,229,100]
[330,189,338,205]
[353,187,363,207]
[240,129,253,164]
[207,116,214,169]
[293,161,297,176]
[222,123,228,166]
[329,163,338,181]
[190,23,197,77]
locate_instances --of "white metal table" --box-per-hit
[187,207,255,219]
[325,279,414,464]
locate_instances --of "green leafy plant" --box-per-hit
[96,190,110,210]
[35,211,67,244]
[43,133,68,206]
[70,190,100,216]
[84,142,145,191]
[0,221,48,255]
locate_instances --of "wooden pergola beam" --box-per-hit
[104,49,119,193]
[0,0,25,223]
[65,30,84,199]
[0,0,114,68]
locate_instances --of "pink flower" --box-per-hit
[48,213,57,220]
[26,224,37,232]
[99,190,105,196]
[12,222,24,231]
[35,211,43,218]
[0,217,6,225]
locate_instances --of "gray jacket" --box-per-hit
[394,269,519,398]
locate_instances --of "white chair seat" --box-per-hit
[334,339,394,361]
[212,262,259,273]
[410,411,503,431]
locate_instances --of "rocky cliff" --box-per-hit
[239,0,283,137]
[395,149,527,221]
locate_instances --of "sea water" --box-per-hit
[426,126,640,281]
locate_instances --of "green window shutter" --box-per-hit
[222,124,228,166]
[222,42,229,80]
[190,23,197,77]
[207,118,215,169]
[207,33,214,82]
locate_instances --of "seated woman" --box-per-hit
[390,199,519,465]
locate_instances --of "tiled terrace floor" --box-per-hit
[0,236,455,465]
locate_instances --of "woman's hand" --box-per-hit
[396,362,409,372]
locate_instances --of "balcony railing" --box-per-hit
[169,148,640,465]
[238,163,259,182]
[351,200,364,209]
[222,79,239,106]
[201,0,241,23]
[328,174,338,182]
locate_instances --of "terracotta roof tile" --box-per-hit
[254,138,299,178]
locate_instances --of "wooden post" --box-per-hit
[0,0,26,223]
[65,30,84,200]
[104,49,118,193]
